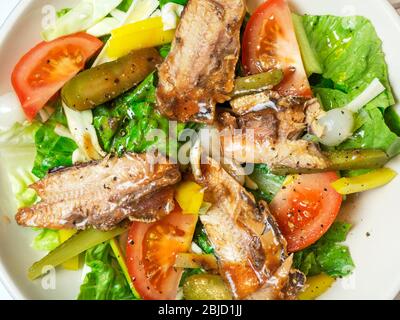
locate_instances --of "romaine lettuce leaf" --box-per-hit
[78,242,136,300]
[62,104,105,161]
[293,221,355,278]
[249,164,286,203]
[312,87,350,111]
[193,222,214,254]
[0,123,59,252]
[340,108,400,156]
[117,0,134,12]
[315,242,354,277]
[160,0,188,7]
[32,105,78,179]
[303,15,399,156]
[93,73,183,157]
[31,229,60,251]
[0,123,39,208]
[159,43,171,58]
[303,15,394,110]
[56,8,71,18]
[93,72,157,153]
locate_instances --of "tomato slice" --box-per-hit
[270,172,342,252]
[11,33,103,120]
[242,0,312,97]
[126,206,197,300]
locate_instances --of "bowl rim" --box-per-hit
[1,0,400,300]
[0,0,30,300]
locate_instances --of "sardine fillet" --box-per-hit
[196,157,300,299]
[156,0,246,123]
[15,153,181,230]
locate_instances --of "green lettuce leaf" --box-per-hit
[0,123,40,208]
[93,73,184,157]
[303,15,399,157]
[56,8,71,18]
[249,164,286,203]
[320,221,352,242]
[340,108,400,156]
[78,242,136,300]
[31,229,60,251]
[193,222,214,254]
[312,87,350,111]
[293,221,355,278]
[303,15,394,110]
[32,105,78,179]
[117,0,134,12]
[0,124,58,252]
[315,242,354,277]
[293,251,321,276]
[160,0,188,7]
[159,43,172,58]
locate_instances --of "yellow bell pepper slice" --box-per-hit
[107,17,175,59]
[298,273,335,300]
[58,229,79,270]
[331,168,397,195]
[175,181,204,214]
[111,17,164,38]
[282,174,297,187]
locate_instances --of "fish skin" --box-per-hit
[156,0,246,123]
[218,93,328,170]
[15,153,181,230]
[195,157,303,299]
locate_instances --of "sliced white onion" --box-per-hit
[0,92,26,130]
[150,9,161,17]
[72,149,90,164]
[93,0,159,66]
[54,123,74,140]
[110,8,127,22]
[191,242,203,254]
[177,140,191,165]
[317,78,385,147]
[41,0,123,41]
[38,108,52,123]
[161,3,184,30]
[344,78,386,113]
[62,102,106,160]
[124,0,160,24]
[87,17,120,37]
[318,108,354,147]
[190,138,202,179]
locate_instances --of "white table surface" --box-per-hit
[1,0,400,300]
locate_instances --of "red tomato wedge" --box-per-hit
[270,172,342,252]
[242,0,312,97]
[11,33,103,120]
[126,206,197,300]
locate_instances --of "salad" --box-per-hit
[0,0,399,300]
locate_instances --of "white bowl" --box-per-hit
[1,0,400,300]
